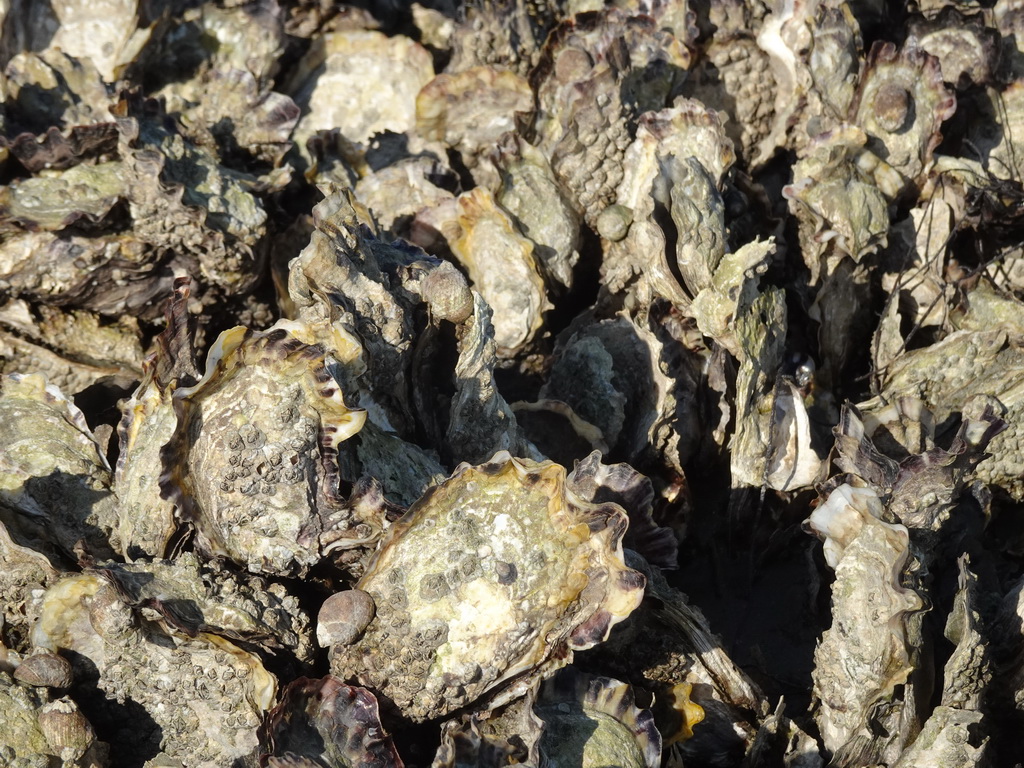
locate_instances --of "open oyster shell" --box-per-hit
[330,452,644,722]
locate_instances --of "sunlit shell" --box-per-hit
[850,42,956,183]
[416,66,533,175]
[287,29,434,154]
[783,124,893,278]
[864,329,1024,500]
[160,322,366,576]
[330,452,645,722]
[0,671,107,764]
[534,668,661,768]
[806,483,926,758]
[33,573,276,766]
[704,27,776,143]
[115,277,198,560]
[96,552,314,661]
[906,8,999,87]
[449,187,550,355]
[0,300,143,397]
[0,372,119,560]
[22,0,149,83]
[0,518,59,643]
[530,10,690,227]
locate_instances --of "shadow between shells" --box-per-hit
[2,1,1024,766]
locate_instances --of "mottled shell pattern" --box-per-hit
[329,451,645,722]
[160,321,366,576]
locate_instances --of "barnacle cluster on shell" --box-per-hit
[4,0,1024,766]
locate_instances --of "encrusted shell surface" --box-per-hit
[161,321,367,576]
[850,42,956,183]
[0,372,119,560]
[0,671,107,766]
[115,277,198,560]
[416,66,533,175]
[330,452,645,722]
[287,29,434,154]
[449,187,550,355]
[806,483,925,760]
[33,573,276,767]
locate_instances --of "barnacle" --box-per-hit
[2,1,1024,765]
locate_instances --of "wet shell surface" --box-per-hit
[330,452,645,722]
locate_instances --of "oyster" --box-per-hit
[33,572,276,767]
[260,676,403,767]
[3,0,1024,764]
[0,372,119,560]
[807,483,926,763]
[287,29,434,158]
[115,276,197,560]
[416,66,533,183]
[448,187,550,355]
[0,299,143,398]
[160,321,367,576]
[0,671,108,767]
[850,42,956,185]
[534,668,662,768]
[330,452,645,722]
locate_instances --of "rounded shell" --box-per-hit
[13,652,73,689]
[330,452,645,722]
[317,589,376,648]
[850,42,956,182]
[160,322,366,576]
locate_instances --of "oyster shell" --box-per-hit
[0,671,108,767]
[534,668,662,768]
[115,277,198,560]
[416,66,533,184]
[260,676,403,767]
[33,572,276,767]
[330,452,645,722]
[0,299,143,398]
[850,42,956,185]
[493,133,580,291]
[160,321,368,576]
[287,29,434,158]
[806,483,926,763]
[0,372,119,560]
[448,187,550,355]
